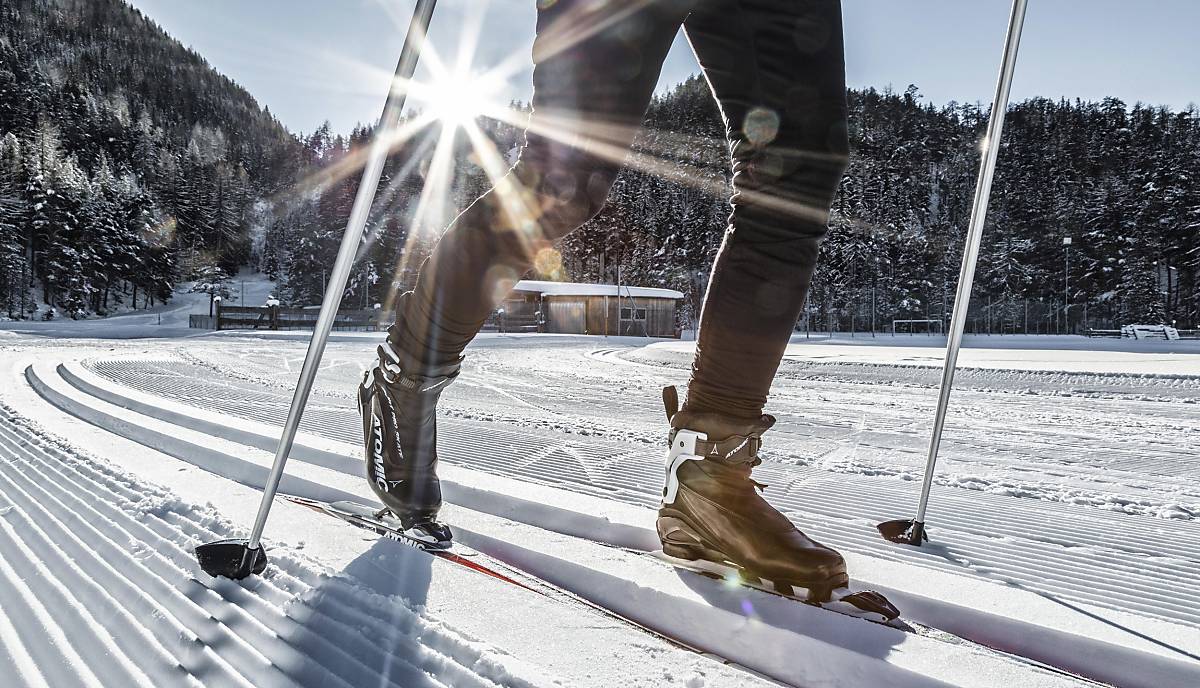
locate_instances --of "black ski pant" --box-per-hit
[393,0,848,419]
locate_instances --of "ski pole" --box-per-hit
[195,0,439,579]
[877,0,1028,546]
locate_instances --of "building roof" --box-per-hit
[512,280,684,299]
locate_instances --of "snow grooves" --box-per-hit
[88,355,1197,553]
[84,357,1200,624]
[0,404,541,688]
[80,357,1200,630]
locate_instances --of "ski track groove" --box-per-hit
[82,356,1200,631]
[0,604,51,688]
[9,433,457,688]
[1,431,455,688]
[0,423,280,688]
[0,523,109,688]
[0,404,542,688]
[0,500,166,688]
[10,427,514,688]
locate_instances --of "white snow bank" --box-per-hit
[646,336,1200,376]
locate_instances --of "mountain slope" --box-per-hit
[0,0,303,317]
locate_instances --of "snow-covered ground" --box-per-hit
[1,312,1198,687]
[0,269,276,340]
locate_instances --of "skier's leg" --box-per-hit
[655,0,850,596]
[391,0,697,369]
[683,0,849,418]
[364,0,696,528]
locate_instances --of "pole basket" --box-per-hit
[195,539,268,579]
[876,519,929,546]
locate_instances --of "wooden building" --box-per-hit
[503,280,683,337]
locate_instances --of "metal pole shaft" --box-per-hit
[913,0,1027,525]
[244,0,438,552]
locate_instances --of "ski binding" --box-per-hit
[656,550,910,630]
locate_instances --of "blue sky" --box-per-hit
[128,0,1199,135]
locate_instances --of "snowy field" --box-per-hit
[1,311,1198,687]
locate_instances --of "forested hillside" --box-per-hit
[2,0,1196,331]
[571,77,1200,332]
[0,0,300,317]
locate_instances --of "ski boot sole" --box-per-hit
[658,516,848,603]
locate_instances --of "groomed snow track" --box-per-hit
[0,404,551,688]
[80,355,1200,631]
[8,349,1200,687]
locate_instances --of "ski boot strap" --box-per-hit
[692,434,762,464]
[662,386,770,465]
[378,339,461,394]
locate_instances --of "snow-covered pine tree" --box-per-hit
[0,133,30,318]
[189,264,233,317]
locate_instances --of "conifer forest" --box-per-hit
[2,0,1196,332]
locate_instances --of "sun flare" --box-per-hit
[421,69,501,127]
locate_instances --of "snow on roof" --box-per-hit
[512,280,684,299]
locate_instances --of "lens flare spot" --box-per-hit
[534,247,562,276]
[486,265,520,304]
[545,169,578,204]
[743,107,780,147]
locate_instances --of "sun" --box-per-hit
[420,68,502,128]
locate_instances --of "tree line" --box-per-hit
[0,0,299,318]
[568,78,1199,332]
[3,0,1196,331]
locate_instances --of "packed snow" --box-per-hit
[1,311,1198,687]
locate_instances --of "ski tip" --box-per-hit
[835,589,902,623]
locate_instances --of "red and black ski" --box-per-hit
[281,494,536,591]
[280,494,721,658]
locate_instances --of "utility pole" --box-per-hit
[1063,236,1072,334]
[1155,261,1178,321]
[804,292,810,339]
[850,294,856,338]
[601,253,609,337]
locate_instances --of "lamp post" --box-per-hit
[1155,261,1178,320]
[1062,236,1071,333]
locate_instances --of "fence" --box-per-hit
[188,305,384,331]
[482,300,544,333]
[801,293,1196,337]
